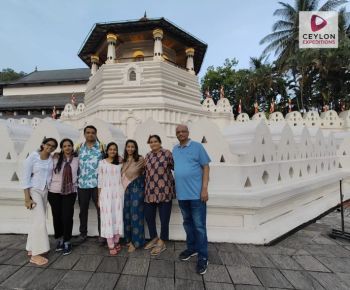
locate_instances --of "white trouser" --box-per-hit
[26,188,50,256]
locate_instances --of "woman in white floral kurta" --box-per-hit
[98,142,124,255]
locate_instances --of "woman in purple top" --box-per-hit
[48,138,79,256]
[144,135,175,255]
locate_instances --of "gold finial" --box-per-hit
[185,48,195,56]
[106,33,118,42]
[153,28,163,39]
[90,55,99,63]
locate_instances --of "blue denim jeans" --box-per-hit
[178,199,208,260]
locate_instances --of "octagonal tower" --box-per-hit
[62,17,233,138]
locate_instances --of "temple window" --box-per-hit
[129,70,136,81]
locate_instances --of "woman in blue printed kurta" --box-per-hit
[121,139,145,252]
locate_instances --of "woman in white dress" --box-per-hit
[22,137,58,266]
[98,142,124,255]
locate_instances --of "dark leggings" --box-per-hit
[48,192,77,242]
[144,200,172,241]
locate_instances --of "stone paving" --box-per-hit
[2,209,350,289]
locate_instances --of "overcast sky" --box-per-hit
[0,0,349,78]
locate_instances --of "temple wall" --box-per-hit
[0,112,350,244]
[3,83,86,96]
[1,60,350,244]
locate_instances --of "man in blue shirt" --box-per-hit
[173,124,211,275]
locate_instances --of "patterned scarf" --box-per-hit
[61,156,74,194]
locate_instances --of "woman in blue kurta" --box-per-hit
[121,140,145,252]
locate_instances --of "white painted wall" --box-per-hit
[3,83,86,96]
[1,116,349,244]
[1,58,350,244]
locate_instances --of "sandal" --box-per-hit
[144,238,159,250]
[30,256,48,266]
[115,244,121,252]
[151,242,166,256]
[109,247,118,256]
[128,243,136,253]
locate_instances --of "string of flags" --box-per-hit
[204,87,346,114]
[220,85,225,99]
[71,92,77,107]
[237,99,242,114]
[205,87,212,99]
[254,100,259,114]
[341,101,346,112]
[288,98,292,113]
[269,99,275,114]
[51,106,57,119]
[51,92,78,120]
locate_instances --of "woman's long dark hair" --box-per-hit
[54,138,75,173]
[123,139,140,162]
[105,142,120,165]
[39,137,58,152]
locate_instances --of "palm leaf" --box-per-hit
[319,0,348,11]
[310,0,321,10]
[297,0,314,12]
[261,34,294,56]
[272,20,295,31]
[274,6,297,20]
[260,29,293,45]
[261,0,350,67]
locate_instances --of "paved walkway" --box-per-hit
[1,209,350,289]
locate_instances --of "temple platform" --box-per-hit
[1,206,350,289]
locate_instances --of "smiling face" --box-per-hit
[42,141,57,154]
[126,142,136,156]
[149,137,162,152]
[62,140,73,156]
[84,128,97,143]
[176,125,189,143]
[107,144,118,159]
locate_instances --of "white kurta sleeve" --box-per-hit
[22,152,35,189]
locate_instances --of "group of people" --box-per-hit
[22,124,211,275]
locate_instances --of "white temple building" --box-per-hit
[0,16,349,244]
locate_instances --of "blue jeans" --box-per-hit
[178,199,208,260]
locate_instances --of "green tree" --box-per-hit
[201,57,287,115]
[201,1,350,116]
[260,0,350,113]
[0,68,26,82]
[201,58,238,104]
[260,0,347,68]
[248,57,288,114]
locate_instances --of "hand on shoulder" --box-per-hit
[139,155,146,165]
[52,152,60,159]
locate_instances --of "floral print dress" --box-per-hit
[98,160,124,239]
